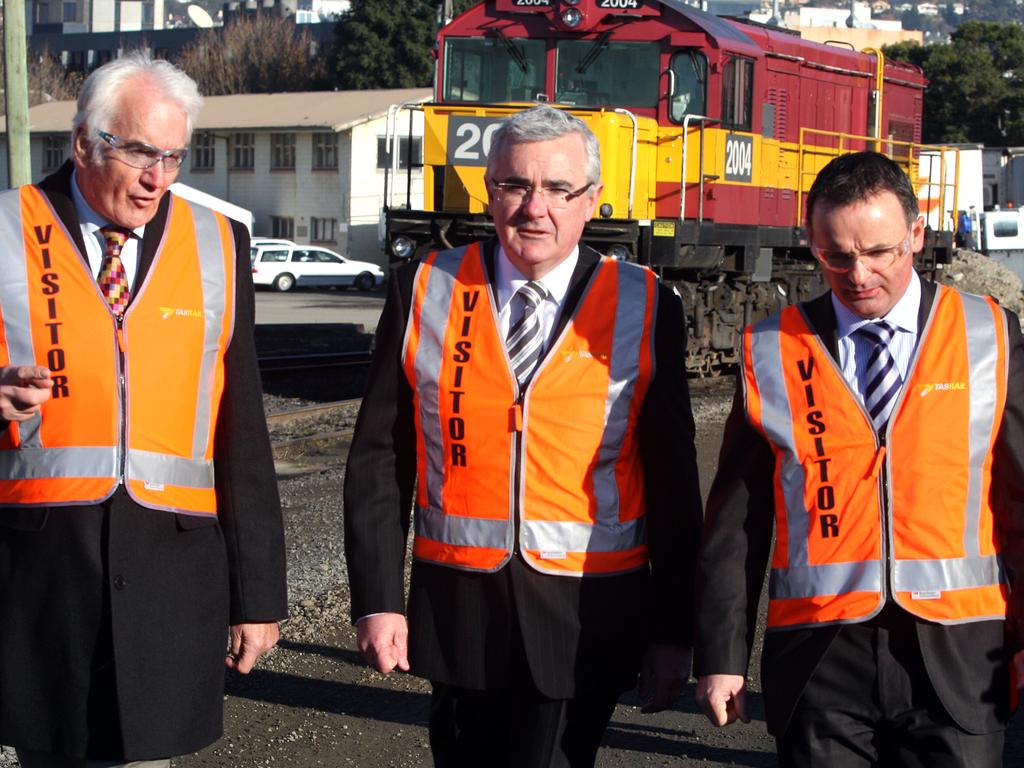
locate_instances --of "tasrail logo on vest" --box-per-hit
[796,354,840,539]
[562,349,608,364]
[918,381,966,397]
[448,288,479,469]
[159,306,204,320]
[35,224,71,399]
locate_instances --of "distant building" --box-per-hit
[0,89,431,265]
[748,2,923,46]
[28,0,166,34]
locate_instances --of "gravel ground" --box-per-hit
[944,248,1024,317]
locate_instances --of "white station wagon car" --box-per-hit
[250,238,386,292]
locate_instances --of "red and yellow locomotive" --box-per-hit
[383,0,953,372]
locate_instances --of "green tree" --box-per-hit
[331,1,483,90]
[884,21,1024,145]
[332,0,440,89]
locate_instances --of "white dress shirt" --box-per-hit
[833,269,922,403]
[494,245,579,353]
[70,169,145,290]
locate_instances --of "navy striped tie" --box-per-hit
[858,320,902,431]
[506,281,549,388]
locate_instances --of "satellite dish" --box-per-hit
[187,4,215,27]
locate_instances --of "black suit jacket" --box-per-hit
[0,163,288,760]
[694,279,1024,735]
[344,241,703,699]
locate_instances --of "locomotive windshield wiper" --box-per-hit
[575,30,613,75]
[494,30,529,73]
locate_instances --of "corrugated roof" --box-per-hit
[1,88,433,134]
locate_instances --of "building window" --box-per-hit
[42,136,67,173]
[230,132,255,169]
[270,133,296,170]
[191,132,215,171]
[311,217,337,242]
[63,1,76,21]
[271,216,294,239]
[312,133,338,169]
[377,136,422,170]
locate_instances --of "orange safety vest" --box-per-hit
[743,285,1010,630]
[0,184,236,516]
[402,243,657,576]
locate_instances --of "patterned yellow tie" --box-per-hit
[98,226,131,316]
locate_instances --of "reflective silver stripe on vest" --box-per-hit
[770,559,882,599]
[895,554,1003,592]
[522,517,647,554]
[589,261,651,530]
[415,503,507,549]
[959,291,1001,560]
[0,445,117,479]
[408,247,467,516]
[747,314,813,572]
[127,448,215,489]
[188,202,231,460]
[521,261,651,555]
[0,189,42,448]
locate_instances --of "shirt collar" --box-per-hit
[495,245,579,313]
[71,168,146,240]
[832,268,921,339]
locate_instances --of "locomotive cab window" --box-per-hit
[443,37,545,103]
[555,40,659,108]
[721,56,754,131]
[669,50,707,122]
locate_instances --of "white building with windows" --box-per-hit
[0,88,431,266]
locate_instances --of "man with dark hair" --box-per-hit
[344,104,703,767]
[0,52,286,767]
[694,151,1024,766]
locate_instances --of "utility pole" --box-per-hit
[4,0,32,188]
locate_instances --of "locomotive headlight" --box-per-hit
[607,245,631,261]
[391,236,415,259]
[562,0,581,5]
[561,8,583,27]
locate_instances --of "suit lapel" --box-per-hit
[482,239,602,343]
[35,160,173,291]
[803,277,939,362]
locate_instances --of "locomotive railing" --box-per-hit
[795,127,959,233]
[382,101,425,211]
[680,114,720,224]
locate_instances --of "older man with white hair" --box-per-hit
[0,52,287,767]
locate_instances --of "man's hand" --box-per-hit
[638,643,692,714]
[357,612,410,674]
[696,673,749,726]
[226,622,280,674]
[0,365,52,422]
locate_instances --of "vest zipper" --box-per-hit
[876,432,890,601]
[511,392,524,556]
[116,314,127,484]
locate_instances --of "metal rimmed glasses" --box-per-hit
[489,180,593,209]
[98,130,189,171]
[811,230,914,274]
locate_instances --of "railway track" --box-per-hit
[258,350,372,374]
[265,398,363,426]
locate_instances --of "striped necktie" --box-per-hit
[506,281,549,388]
[98,226,132,317]
[858,320,902,431]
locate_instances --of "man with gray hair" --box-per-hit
[345,104,703,766]
[0,52,286,767]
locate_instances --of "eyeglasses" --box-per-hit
[811,231,913,274]
[98,130,189,171]
[489,180,593,209]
